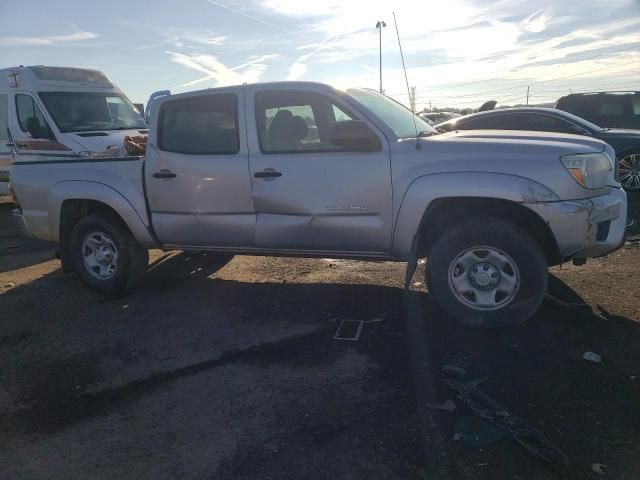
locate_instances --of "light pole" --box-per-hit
[376,20,386,93]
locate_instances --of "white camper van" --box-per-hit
[0,66,147,195]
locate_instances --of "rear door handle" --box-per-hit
[153,169,177,179]
[254,169,282,179]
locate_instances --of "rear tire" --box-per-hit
[70,212,149,294]
[426,217,547,327]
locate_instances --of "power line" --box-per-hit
[389,56,640,100]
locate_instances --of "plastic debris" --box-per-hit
[453,416,505,448]
[582,352,602,363]
[591,463,607,475]
[333,311,388,341]
[3,282,15,288]
[443,367,570,469]
[426,399,456,412]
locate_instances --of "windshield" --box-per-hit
[346,88,437,138]
[39,92,147,133]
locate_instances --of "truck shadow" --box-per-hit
[2,253,640,478]
[0,237,56,274]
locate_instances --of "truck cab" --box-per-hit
[0,65,146,195]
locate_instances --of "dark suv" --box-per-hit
[556,92,640,130]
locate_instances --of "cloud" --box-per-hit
[165,32,227,48]
[287,62,307,80]
[207,0,288,31]
[167,50,278,88]
[0,30,99,47]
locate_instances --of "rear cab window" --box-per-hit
[158,93,239,155]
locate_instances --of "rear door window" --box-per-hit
[158,93,239,155]
[508,113,576,133]
[632,96,640,115]
[458,114,512,129]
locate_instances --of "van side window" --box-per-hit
[0,95,8,143]
[15,94,54,139]
[158,94,239,155]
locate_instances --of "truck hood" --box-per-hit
[393,128,617,201]
[437,129,606,154]
[59,129,147,153]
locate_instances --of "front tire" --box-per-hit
[70,212,149,294]
[426,217,547,327]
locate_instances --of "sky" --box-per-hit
[1,0,639,110]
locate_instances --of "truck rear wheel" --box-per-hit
[426,217,547,327]
[70,212,149,295]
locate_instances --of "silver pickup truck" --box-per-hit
[10,82,627,327]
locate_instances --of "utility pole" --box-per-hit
[409,86,416,112]
[376,20,386,93]
[526,86,530,105]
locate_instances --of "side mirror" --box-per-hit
[330,120,381,152]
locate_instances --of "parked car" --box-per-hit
[556,92,640,130]
[436,107,640,190]
[11,83,627,327]
[419,111,460,126]
[0,65,147,195]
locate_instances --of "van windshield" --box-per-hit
[39,92,147,133]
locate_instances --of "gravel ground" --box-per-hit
[0,195,639,480]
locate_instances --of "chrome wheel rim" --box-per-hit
[82,231,119,280]
[619,153,640,190]
[448,246,519,311]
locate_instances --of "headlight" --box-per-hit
[560,153,612,189]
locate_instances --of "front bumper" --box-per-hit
[527,187,627,260]
[12,209,35,239]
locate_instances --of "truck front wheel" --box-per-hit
[69,213,149,295]
[426,217,547,327]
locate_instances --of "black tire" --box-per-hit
[426,217,548,328]
[69,212,149,294]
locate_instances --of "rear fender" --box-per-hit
[48,181,158,247]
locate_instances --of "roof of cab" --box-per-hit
[162,80,339,101]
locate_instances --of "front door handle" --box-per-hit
[254,169,282,179]
[153,169,177,179]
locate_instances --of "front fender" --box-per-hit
[391,172,559,259]
[48,181,158,248]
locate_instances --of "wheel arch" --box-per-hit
[417,197,561,266]
[50,182,158,271]
[392,172,561,265]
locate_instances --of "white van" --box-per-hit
[0,66,147,194]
